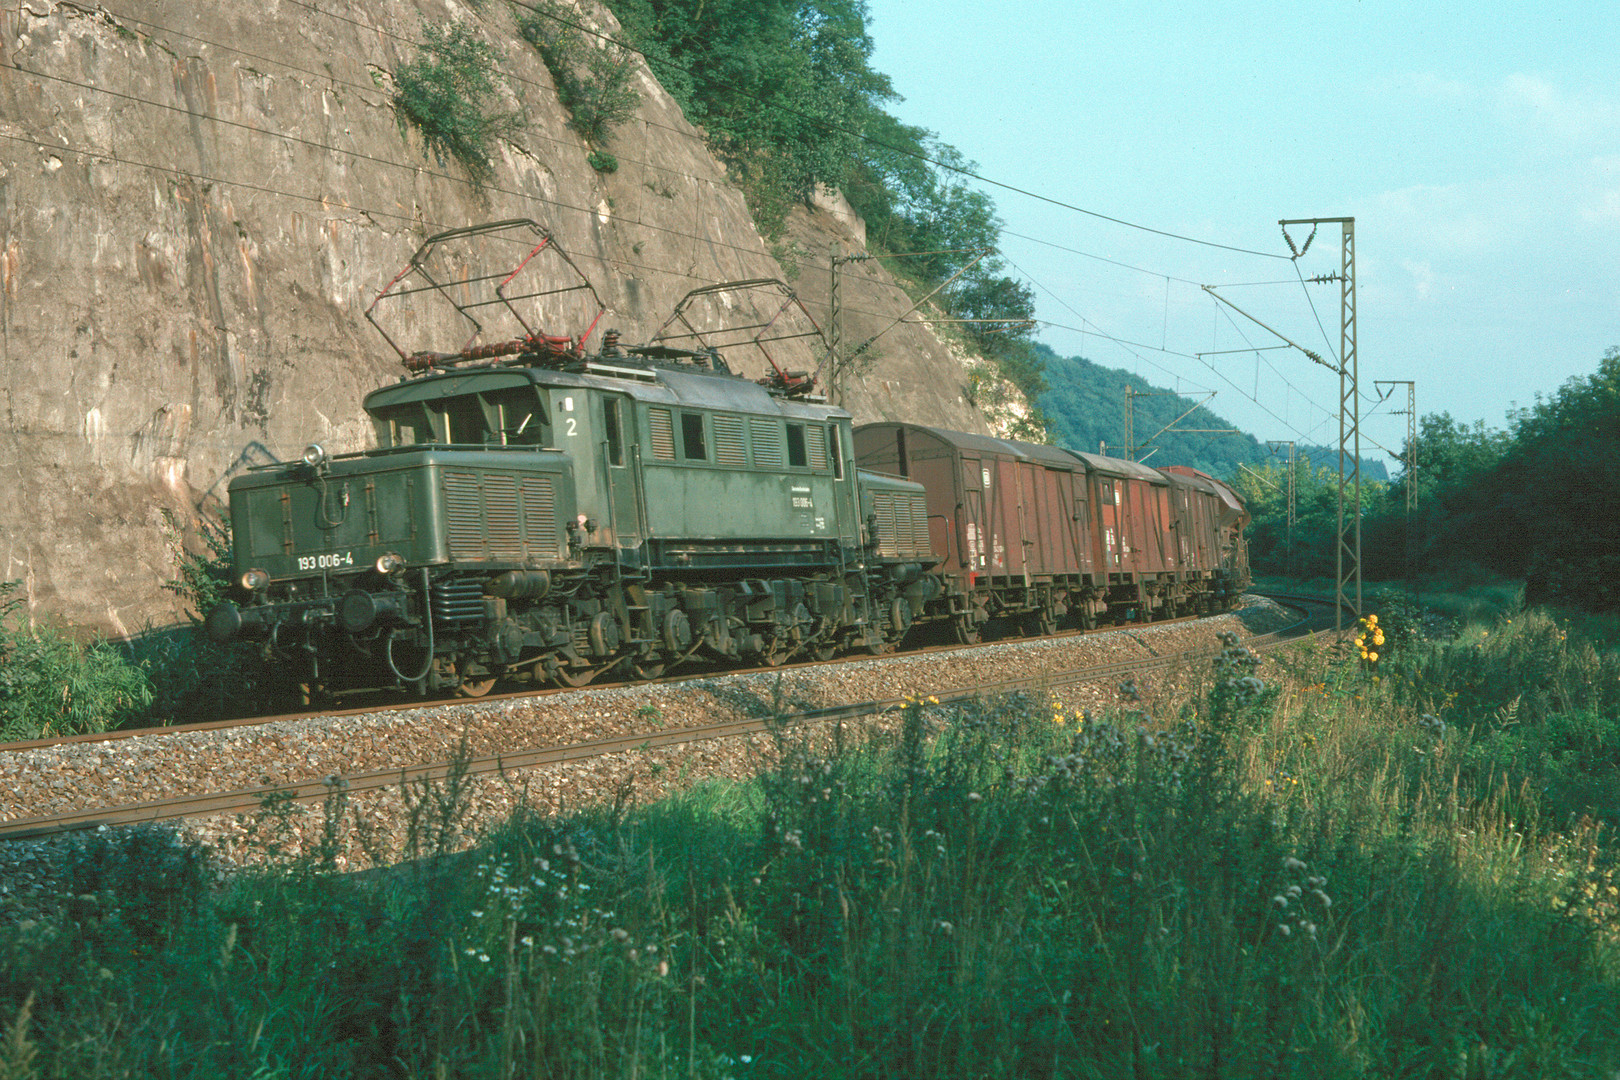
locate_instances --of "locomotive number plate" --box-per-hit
[296,551,355,571]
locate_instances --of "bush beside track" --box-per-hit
[3,594,1620,1076]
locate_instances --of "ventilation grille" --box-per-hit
[648,407,675,460]
[521,477,558,554]
[872,493,897,557]
[905,493,930,555]
[482,474,522,558]
[444,472,561,561]
[713,414,746,466]
[808,426,828,470]
[750,417,782,467]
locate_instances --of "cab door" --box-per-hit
[599,393,644,554]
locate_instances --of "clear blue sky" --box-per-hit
[865,0,1619,462]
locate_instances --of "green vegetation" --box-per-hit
[603,0,1046,406]
[0,516,296,740]
[1238,345,1620,612]
[0,582,151,740]
[393,19,519,185]
[6,603,1620,1076]
[516,0,642,148]
[1040,345,1271,471]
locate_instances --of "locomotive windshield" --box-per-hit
[371,387,550,448]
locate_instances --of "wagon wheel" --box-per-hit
[951,615,982,645]
[812,642,839,661]
[548,659,597,689]
[1033,604,1058,638]
[630,656,667,681]
[454,658,498,698]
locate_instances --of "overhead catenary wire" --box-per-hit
[501,0,1294,262]
[98,0,1297,332]
[37,0,1387,464]
[1003,251,1339,447]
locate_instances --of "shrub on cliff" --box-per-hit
[516,1,641,148]
[393,19,521,185]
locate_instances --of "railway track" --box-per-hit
[0,595,1330,843]
[0,605,1268,756]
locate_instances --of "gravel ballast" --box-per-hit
[0,597,1297,901]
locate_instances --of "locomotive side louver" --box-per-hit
[444,472,561,561]
[906,493,930,554]
[648,408,676,460]
[713,415,747,466]
[872,492,899,557]
[750,418,783,467]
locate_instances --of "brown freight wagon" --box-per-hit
[1066,453,1250,617]
[1160,465,1251,607]
[1067,449,1223,619]
[855,423,1107,642]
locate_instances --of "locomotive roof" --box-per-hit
[363,361,852,423]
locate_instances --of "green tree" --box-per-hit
[611,0,891,234]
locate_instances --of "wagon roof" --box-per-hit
[1161,465,1247,521]
[1065,450,1170,484]
[1159,464,1221,494]
[866,423,1084,470]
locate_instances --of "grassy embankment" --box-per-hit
[3,599,1619,1078]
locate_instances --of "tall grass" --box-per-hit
[3,608,1619,1077]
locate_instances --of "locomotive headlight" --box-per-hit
[240,568,271,592]
[301,443,329,469]
[375,552,406,575]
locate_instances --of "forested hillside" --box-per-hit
[1038,346,1269,473]
[1236,346,1620,609]
[600,0,1050,411]
[1036,345,1389,484]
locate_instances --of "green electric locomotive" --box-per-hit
[206,223,935,697]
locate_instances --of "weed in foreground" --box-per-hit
[3,629,1620,1076]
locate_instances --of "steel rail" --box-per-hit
[0,597,1326,842]
[0,609,1227,754]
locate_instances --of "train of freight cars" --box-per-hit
[205,222,1249,699]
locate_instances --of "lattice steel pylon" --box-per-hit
[1267,440,1296,574]
[1282,217,1359,634]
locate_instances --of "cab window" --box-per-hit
[604,399,624,466]
[681,413,707,461]
[370,388,547,448]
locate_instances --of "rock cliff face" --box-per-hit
[0,0,994,633]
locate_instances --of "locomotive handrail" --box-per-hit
[243,444,569,471]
